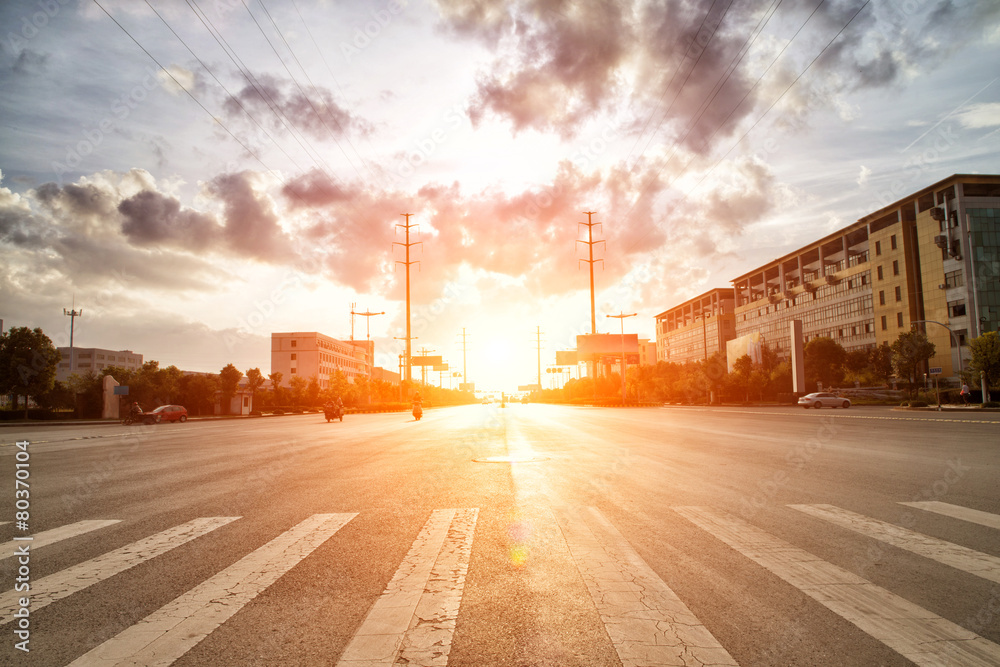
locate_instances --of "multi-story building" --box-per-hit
[637,338,658,366]
[727,173,1000,380]
[270,332,372,389]
[654,288,736,364]
[56,347,143,382]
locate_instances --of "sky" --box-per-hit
[1,0,999,392]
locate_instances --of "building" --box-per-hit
[637,338,658,366]
[371,366,401,385]
[729,174,1000,380]
[654,288,736,364]
[56,347,143,382]
[271,332,372,389]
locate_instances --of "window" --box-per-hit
[944,270,963,288]
[877,266,884,280]
[881,315,887,331]
[895,286,902,302]
[875,240,882,256]
[892,260,899,276]
[879,290,885,306]
[290,368,296,374]
[897,312,904,327]
[890,234,897,250]
[948,300,966,318]
[291,353,296,361]
[291,340,297,348]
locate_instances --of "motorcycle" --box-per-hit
[412,403,422,421]
[324,404,344,422]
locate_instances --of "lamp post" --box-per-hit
[911,319,963,377]
[606,312,637,404]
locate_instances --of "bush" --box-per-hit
[909,400,929,408]
[271,408,284,415]
[984,401,1000,408]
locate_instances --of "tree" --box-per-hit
[731,354,754,403]
[178,374,217,416]
[869,342,894,385]
[267,371,283,406]
[968,331,1000,390]
[0,327,61,417]
[245,368,265,410]
[891,330,935,393]
[305,374,321,406]
[218,364,243,414]
[804,337,846,390]
[288,375,307,406]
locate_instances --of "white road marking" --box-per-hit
[1,519,121,560]
[675,506,1000,667]
[900,501,1000,531]
[791,504,1000,584]
[0,517,238,624]
[69,513,356,667]
[336,508,478,667]
[553,506,738,667]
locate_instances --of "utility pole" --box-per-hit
[394,214,421,388]
[63,301,83,376]
[394,336,416,401]
[607,312,637,404]
[457,328,470,391]
[577,212,605,335]
[352,307,384,403]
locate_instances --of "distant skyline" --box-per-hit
[2,0,999,391]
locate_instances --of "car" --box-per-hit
[143,404,189,424]
[797,392,851,409]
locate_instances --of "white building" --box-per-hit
[57,347,143,382]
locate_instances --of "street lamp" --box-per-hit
[606,312,637,404]
[911,319,963,377]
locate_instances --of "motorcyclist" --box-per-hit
[130,402,143,418]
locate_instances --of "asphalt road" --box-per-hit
[2,404,999,666]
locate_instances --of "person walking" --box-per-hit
[960,382,971,404]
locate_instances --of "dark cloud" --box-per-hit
[222,74,371,142]
[119,190,219,247]
[208,171,294,262]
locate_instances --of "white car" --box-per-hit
[798,392,851,409]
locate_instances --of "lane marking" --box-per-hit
[336,508,478,667]
[900,501,1000,531]
[1,520,121,560]
[790,504,1000,584]
[68,513,356,667]
[553,506,738,667]
[0,517,238,624]
[674,506,1000,667]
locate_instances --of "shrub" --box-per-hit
[909,400,929,408]
[984,401,1000,408]
[271,408,284,415]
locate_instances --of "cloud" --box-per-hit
[119,190,219,246]
[207,171,296,263]
[955,102,1000,129]
[857,165,871,186]
[222,74,371,142]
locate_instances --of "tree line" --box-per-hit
[534,330,1000,405]
[0,325,472,418]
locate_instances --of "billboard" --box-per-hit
[459,382,475,392]
[410,355,442,366]
[433,363,449,372]
[576,334,639,362]
[726,332,764,372]
[518,384,541,392]
[555,350,578,365]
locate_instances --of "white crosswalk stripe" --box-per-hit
[0,517,238,624]
[901,501,1000,531]
[69,513,357,667]
[675,505,1000,667]
[0,519,121,560]
[553,506,738,667]
[336,508,477,667]
[791,503,1000,584]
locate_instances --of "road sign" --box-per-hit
[929,367,943,375]
[113,386,129,395]
[410,355,442,366]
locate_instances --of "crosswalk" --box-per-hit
[3,501,1000,666]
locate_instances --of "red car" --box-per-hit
[144,405,188,424]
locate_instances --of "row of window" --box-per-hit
[873,235,898,256]
[875,260,900,281]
